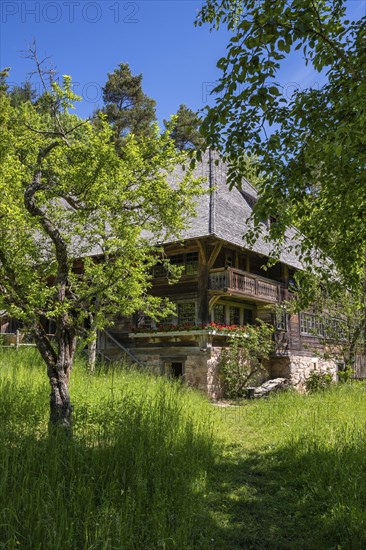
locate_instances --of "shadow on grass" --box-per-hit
[0,402,217,550]
[206,439,366,550]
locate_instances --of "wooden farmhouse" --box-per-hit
[94,151,342,396]
[1,151,357,396]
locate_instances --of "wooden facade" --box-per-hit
[1,152,353,392]
[94,235,344,397]
[96,152,347,393]
[103,237,323,356]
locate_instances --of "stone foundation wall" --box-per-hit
[131,347,223,399]
[207,347,223,399]
[268,355,337,389]
[289,355,337,389]
[137,354,162,375]
[119,346,338,399]
[184,354,210,392]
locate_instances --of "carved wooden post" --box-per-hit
[197,241,209,325]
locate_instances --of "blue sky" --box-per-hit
[1,0,365,124]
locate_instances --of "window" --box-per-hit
[153,262,166,278]
[177,303,196,325]
[225,253,233,267]
[229,306,240,325]
[212,305,254,325]
[324,318,346,340]
[136,312,153,329]
[153,252,198,278]
[159,314,174,327]
[185,252,199,275]
[300,313,324,336]
[213,304,225,324]
[244,309,253,325]
[170,254,184,266]
[275,307,287,331]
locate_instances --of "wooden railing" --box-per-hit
[209,267,285,302]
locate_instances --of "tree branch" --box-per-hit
[24,141,69,289]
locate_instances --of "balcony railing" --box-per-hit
[209,267,285,303]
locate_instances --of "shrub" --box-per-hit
[338,364,354,383]
[218,321,274,398]
[305,370,333,393]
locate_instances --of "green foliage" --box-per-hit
[99,62,157,148]
[164,104,206,150]
[283,275,365,371]
[9,81,37,107]
[304,369,333,393]
[0,69,203,352]
[338,363,354,383]
[3,350,366,549]
[0,64,204,425]
[217,321,274,398]
[0,67,10,94]
[197,0,366,291]
[0,349,214,549]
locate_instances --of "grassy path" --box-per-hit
[206,387,366,549]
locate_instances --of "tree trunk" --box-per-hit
[34,324,76,432]
[87,328,97,373]
[48,362,73,430]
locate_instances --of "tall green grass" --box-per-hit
[3,348,366,549]
[0,349,215,550]
[210,386,366,549]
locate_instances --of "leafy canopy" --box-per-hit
[0,73,203,341]
[217,321,274,398]
[197,0,366,291]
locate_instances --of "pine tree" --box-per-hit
[100,63,156,150]
[165,104,205,151]
[9,81,37,107]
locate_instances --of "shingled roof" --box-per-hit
[171,150,303,270]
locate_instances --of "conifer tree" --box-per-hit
[100,62,156,150]
[165,104,205,151]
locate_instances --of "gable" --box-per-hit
[168,151,303,270]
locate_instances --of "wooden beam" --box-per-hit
[196,239,206,261]
[208,295,221,312]
[246,255,250,272]
[196,240,209,325]
[207,241,223,269]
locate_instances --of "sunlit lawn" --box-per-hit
[209,385,366,549]
[1,348,366,549]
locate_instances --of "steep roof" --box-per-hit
[172,150,303,269]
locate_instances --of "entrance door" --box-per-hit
[171,362,184,378]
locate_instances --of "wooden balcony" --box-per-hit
[209,267,286,303]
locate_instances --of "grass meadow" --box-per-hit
[209,385,366,549]
[0,348,214,549]
[1,348,366,549]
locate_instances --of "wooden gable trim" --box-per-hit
[207,241,223,269]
